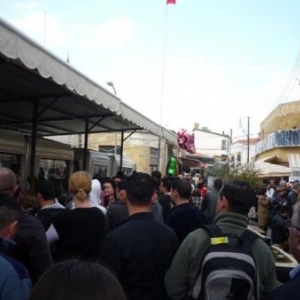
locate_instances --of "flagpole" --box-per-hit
[158,3,169,172]
[159,4,168,128]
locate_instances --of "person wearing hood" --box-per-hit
[89,179,107,215]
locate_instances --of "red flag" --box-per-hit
[167,0,176,4]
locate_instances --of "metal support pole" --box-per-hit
[83,118,89,171]
[158,136,162,172]
[247,116,250,163]
[119,130,124,172]
[29,100,38,178]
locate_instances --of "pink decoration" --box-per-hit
[177,128,196,154]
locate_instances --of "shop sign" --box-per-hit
[255,129,300,153]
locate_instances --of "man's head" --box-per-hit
[217,181,256,216]
[159,177,173,195]
[152,170,162,181]
[213,178,223,191]
[293,182,300,194]
[113,174,123,186]
[0,194,21,238]
[279,180,287,190]
[171,179,192,204]
[288,202,300,262]
[0,167,17,196]
[35,180,55,207]
[126,172,155,206]
[116,178,128,202]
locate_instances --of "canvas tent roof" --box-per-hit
[0,17,176,144]
[252,159,291,177]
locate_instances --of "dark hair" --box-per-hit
[116,171,124,178]
[152,177,161,191]
[171,179,192,199]
[102,178,117,202]
[256,185,267,196]
[117,178,128,191]
[126,172,155,206]
[161,177,174,192]
[92,174,103,183]
[102,178,116,190]
[113,174,123,182]
[0,193,21,230]
[213,178,223,191]
[152,170,162,180]
[29,259,126,300]
[219,181,256,215]
[35,180,55,200]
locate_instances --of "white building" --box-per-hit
[193,123,231,161]
[230,137,260,167]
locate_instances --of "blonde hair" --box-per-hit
[69,171,92,202]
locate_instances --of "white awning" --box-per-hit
[287,153,300,168]
[0,17,177,144]
[0,17,120,113]
[253,160,291,177]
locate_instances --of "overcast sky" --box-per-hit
[1,0,300,139]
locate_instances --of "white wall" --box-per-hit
[194,130,230,157]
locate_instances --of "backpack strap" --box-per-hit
[238,229,258,249]
[202,224,229,245]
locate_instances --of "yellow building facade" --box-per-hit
[256,100,300,180]
[88,131,175,175]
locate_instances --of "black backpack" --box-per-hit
[188,224,260,300]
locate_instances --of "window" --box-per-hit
[292,170,300,177]
[150,147,159,169]
[39,159,69,181]
[221,139,227,150]
[0,153,19,168]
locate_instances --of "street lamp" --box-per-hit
[107,81,117,96]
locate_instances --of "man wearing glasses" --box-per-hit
[268,202,300,300]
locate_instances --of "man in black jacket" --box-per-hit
[0,167,53,284]
[158,177,174,222]
[99,172,178,300]
[35,179,65,231]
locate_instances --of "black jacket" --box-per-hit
[268,270,300,300]
[158,194,172,222]
[99,212,179,300]
[8,208,53,283]
[35,205,65,231]
[106,200,128,231]
[166,202,209,244]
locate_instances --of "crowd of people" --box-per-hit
[0,166,300,299]
[257,179,300,251]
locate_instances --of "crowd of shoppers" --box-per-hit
[1,165,300,299]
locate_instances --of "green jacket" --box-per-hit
[165,212,278,300]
